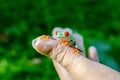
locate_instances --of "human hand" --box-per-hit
[32,27,120,80]
[52,27,99,80]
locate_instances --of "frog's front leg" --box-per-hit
[59,39,69,46]
[58,38,75,46]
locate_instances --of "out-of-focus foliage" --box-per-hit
[0,0,120,80]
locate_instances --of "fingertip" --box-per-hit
[88,46,99,62]
[88,46,97,55]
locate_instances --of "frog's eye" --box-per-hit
[64,31,69,37]
[55,31,58,36]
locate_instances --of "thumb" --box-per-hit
[32,35,85,79]
[32,35,120,80]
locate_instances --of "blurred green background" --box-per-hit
[0,0,120,80]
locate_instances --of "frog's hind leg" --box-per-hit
[72,47,79,54]
[71,45,83,54]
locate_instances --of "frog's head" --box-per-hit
[52,27,73,39]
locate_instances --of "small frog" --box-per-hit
[54,30,82,54]
[54,31,76,46]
